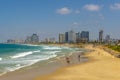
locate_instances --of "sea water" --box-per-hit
[0,44,83,75]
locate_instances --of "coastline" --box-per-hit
[34,44,120,80]
[2,44,119,80]
[0,44,88,80]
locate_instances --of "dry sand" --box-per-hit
[34,45,120,80]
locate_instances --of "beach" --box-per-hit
[34,45,120,80]
[1,44,120,80]
[0,0,119,80]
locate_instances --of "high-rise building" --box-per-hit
[65,32,68,43]
[99,30,103,42]
[31,34,39,43]
[25,34,39,43]
[81,31,89,42]
[68,30,76,43]
[105,35,110,44]
[76,32,81,39]
[76,32,81,43]
[59,34,65,43]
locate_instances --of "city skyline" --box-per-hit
[0,0,120,42]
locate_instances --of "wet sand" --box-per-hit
[34,45,120,80]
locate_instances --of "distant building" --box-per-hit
[49,38,56,43]
[65,32,68,43]
[99,30,103,42]
[59,30,90,43]
[76,32,81,43]
[25,36,31,43]
[25,34,39,43]
[7,39,24,44]
[59,34,65,43]
[45,38,50,43]
[31,34,39,43]
[81,31,89,42]
[76,32,81,39]
[45,37,56,43]
[68,30,76,43]
[15,40,24,44]
[105,35,111,44]
[7,39,15,44]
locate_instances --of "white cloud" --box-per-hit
[110,3,120,10]
[56,7,71,15]
[84,4,101,11]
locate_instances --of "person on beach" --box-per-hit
[66,57,70,64]
[78,54,81,62]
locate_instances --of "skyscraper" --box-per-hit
[31,34,39,43]
[25,34,39,43]
[76,32,81,39]
[65,32,68,43]
[99,30,103,42]
[68,30,76,43]
[59,34,65,43]
[81,31,89,42]
[76,32,81,43]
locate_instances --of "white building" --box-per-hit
[68,30,76,43]
[59,34,65,43]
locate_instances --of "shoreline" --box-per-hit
[34,44,120,80]
[0,44,88,80]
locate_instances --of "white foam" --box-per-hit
[0,45,78,76]
[11,52,33,59]
[33,50,41,53]
[4,57,56,73]
[5,59,40,72]
[23,44,39,46]
[10,50,40,59]
[0,58,2,61]
[43,46,61,50]
[16,64,21,67]
[43,51,61,55]
[1,50,59,76]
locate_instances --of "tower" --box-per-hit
[99,30,103,43]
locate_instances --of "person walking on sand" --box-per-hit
[66,57,70,64]
[78,54,81,62]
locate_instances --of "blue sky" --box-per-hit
[0,0,120,42]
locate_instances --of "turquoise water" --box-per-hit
[0,44,83,75]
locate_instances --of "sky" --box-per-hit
[0,0,120,42]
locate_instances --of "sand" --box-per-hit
[34,45,120,80]
[1,44,120,80]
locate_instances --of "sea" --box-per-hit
[0,43,84,76]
